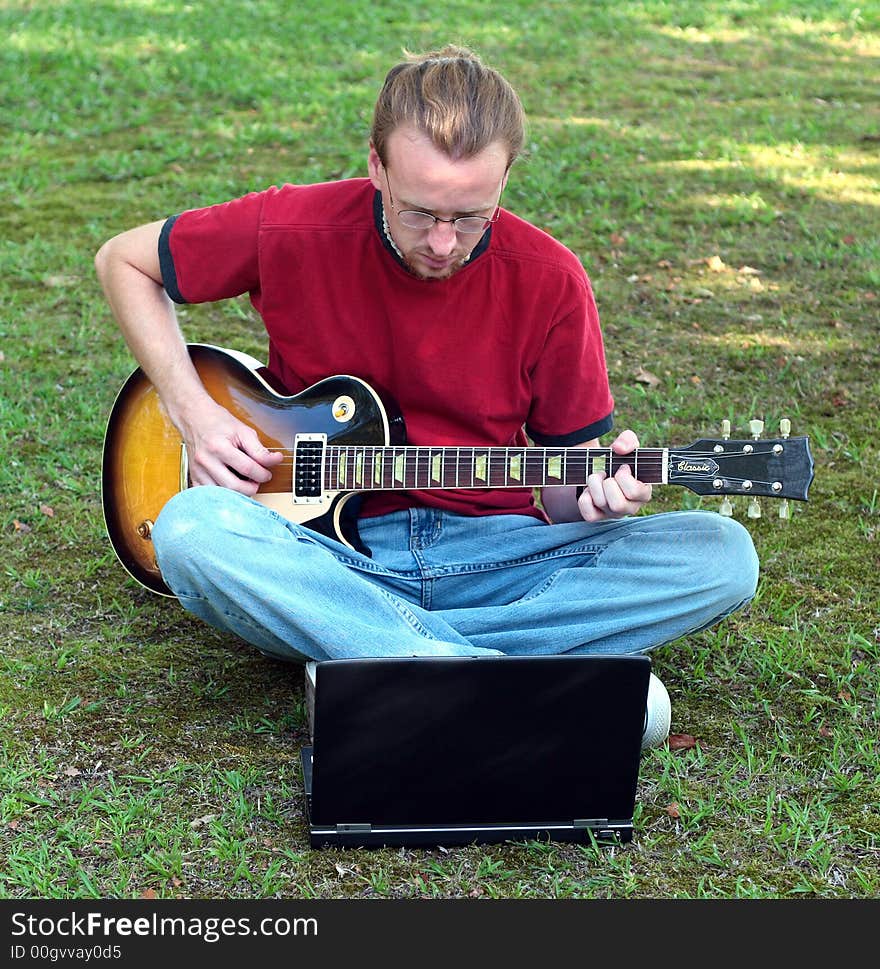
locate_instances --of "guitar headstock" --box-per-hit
[668,418,814,519]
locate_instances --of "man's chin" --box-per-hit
[404,254,467,280]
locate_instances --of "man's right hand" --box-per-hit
[95,220,283,497]
[177,399,284,495]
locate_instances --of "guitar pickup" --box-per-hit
[293,434,327,503]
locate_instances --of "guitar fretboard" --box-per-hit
[317,445,668,491]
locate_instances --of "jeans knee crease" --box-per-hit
[378,587,440,641]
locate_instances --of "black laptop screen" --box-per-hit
[309,654,650,828]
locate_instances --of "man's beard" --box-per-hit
[381,198,473,280]
[400,248,471,280]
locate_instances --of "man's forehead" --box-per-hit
[384,124,508,171]
[383,127,507,203]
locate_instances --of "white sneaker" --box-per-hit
[641,673,671,751]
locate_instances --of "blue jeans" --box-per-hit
[152,487,759,663]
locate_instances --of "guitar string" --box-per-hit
[259,445,773,453]
[274,447,777,489]
[255,446,779,459]
[254,446,780,485]
[281,448,784,493]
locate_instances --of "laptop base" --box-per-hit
[301,746,634,849]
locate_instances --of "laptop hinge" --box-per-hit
[574,818,624,842]
[336,823,372,834]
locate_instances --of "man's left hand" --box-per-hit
[576,429,653,522]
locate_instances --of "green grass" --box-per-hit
[1,0,878,899]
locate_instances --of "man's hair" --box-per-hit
[371,45,526,169]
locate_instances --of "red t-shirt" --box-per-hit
[159,178,613,521]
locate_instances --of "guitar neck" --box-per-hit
[316,444,668,492]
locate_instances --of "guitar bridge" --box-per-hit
[293,434,327,503]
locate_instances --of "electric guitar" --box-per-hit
[102,344,815,596]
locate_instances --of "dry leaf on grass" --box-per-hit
[634,367,661,387]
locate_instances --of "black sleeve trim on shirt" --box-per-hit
[158,215,186,304]
[526,411,614,447]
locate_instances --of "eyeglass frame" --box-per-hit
[382,168,505,234]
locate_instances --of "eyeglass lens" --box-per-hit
[384,169,500,234]
[397,211,491,233]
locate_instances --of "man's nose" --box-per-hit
[426,218,458,255]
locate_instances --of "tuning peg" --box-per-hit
[748,497,761,519]
[721,419,731,440]
[719,496,734,517]
[779,499,791,520]
[749,419,765,440]
[779,418,791,439]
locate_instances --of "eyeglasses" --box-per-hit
[383,169,503,234]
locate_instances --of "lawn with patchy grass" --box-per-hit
[1,0,878,899]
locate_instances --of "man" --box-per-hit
[95,46,758,702]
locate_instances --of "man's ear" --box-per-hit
[367,143,383,190]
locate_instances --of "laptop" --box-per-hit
[300,653,651,849]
